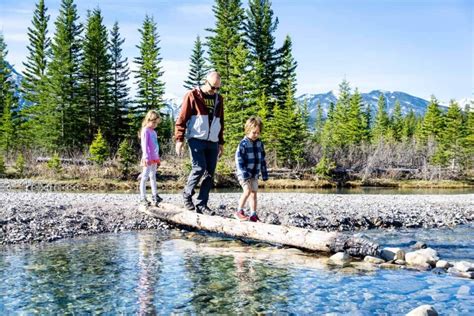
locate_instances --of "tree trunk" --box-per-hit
[141,203,380,257]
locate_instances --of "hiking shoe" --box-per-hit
[196,205,214,215]
[151,194,163,207]
[248,213,260,222]
[234,209,249,221]
[183,193,195,210]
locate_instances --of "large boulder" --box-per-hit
[406,304,438,316]
[381,247,405,261]
[405,248,439,267]
[328,252,351,267]
[452,261,474,272]
[364,255,385,264]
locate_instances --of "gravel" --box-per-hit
[1,191,473,245]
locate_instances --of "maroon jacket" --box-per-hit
[175,88,224,144]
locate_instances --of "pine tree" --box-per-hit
[244,0,279,103]
[372,94,390,143]
[275,35,297,107]
[0,152,5,176]
[0,34,16,118]
[19,0,53,150]
[325,79,352,148]
[440,100,464,167]
[109,22,131,145]
[117,139,135,177]
[363,104,372,141]
[0,35,18,154]
[401,109,417,141]
[0,93,15,154]
[81,8,112,144]
[206,0,245,96]
[346,88,365,144]
[48,0,84,150]
[327,101,335,121]
[391,100,403,142]
[225,42,255,155]
[184,36,209,90]
[89,128,109,165]
[313,101,324,144]
[261,33,305,166]
[461,105,474,169]
[133,15,165,118]
[15,152,26,176]
[419,95,444,143]
[21,0,50,106]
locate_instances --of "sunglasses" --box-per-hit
[208,82,220,91]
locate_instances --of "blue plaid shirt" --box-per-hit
[235,137,268,181]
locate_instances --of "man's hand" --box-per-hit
[175,141,184,157]
[218,144,224,158]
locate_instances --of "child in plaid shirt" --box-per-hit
[234,116,268,222]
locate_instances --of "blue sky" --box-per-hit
[0,0,472,102]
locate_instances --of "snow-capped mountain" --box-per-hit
[297,90,445,122]
[456,97,473,109]
[162,93,182,118]
[6,63,28,109]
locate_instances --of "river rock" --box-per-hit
[381,247,405,261]
[364,255,385,264]
[447,267,474,279]
[406,304,438,316]
[412,241,427,249]
[435,260,451,269]
[452,261,474,272]
[395,259,406,265]
[405,248,439,267]
[380,262,404,270]
[328,252,351,266]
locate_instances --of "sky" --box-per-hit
[0,0,472,102]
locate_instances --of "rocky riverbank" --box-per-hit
[1,191,473,245]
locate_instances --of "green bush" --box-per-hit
[117,139,135,177]
[15,153,26,176]
[47,152,62,174]
[89,129,109,166]
[314,156,336,179]
[0,153,5,176]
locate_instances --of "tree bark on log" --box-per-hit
[141,203,380,257]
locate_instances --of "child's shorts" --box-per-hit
[240,178,259,192]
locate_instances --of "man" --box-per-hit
[175,71,224,213]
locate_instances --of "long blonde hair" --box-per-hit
[138,110,161,138]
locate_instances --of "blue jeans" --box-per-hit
[183,138,219,207]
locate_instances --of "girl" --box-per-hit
[139,110,163,207]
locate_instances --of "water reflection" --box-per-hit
[136,233,160,315]
[0,230,473,314]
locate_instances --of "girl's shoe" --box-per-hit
[152,194,163,207]
[248,213,260,222]
[234,209,249,221]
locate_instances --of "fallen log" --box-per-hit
[140,203,380,257]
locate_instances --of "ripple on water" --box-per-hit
[0,229,473,314]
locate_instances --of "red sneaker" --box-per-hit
[249,213,260,222]
[234,209,249,221]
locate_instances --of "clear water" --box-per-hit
[1,228,473,314]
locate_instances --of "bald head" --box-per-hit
[202,71,221,95]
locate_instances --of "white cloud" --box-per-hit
[162,59,189,97]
